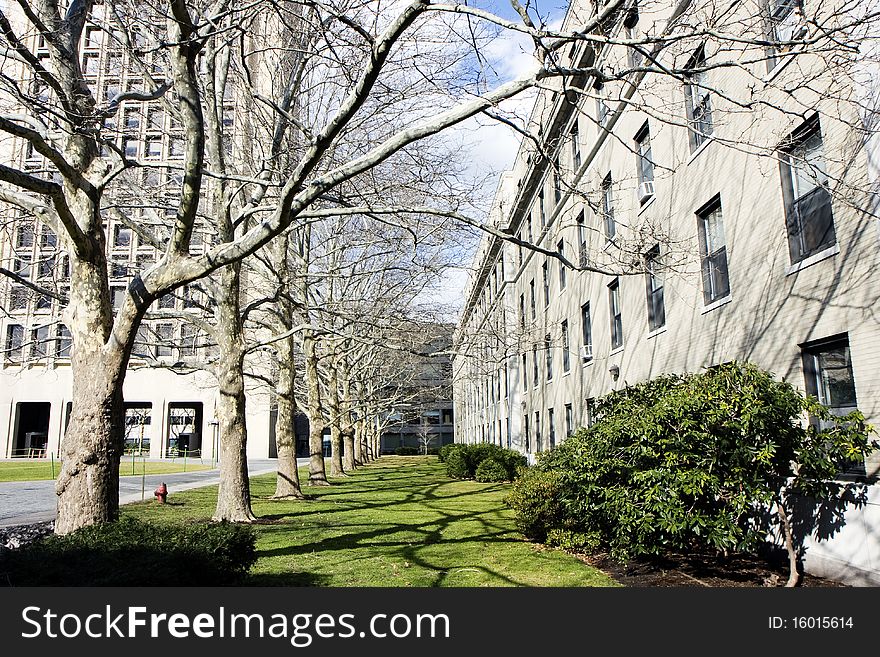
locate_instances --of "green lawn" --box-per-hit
[0,459,213,482]
[125,456,619,587]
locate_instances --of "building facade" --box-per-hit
[453,0,880,584]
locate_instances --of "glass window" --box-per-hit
[581,302,593,362]
[545,333,553,381]
[529,279,536,319]
[56,325,72,358]
[113,224,132,248]
[684,50,713,151]
[542,261,550,307]
[548,408,556,449]
[601,174,615,240]
[557,240,567,290]
[565,403,574,437]
[532,343,539,387]
[782,118,835,263]
[576,211,588,267]
[609,279,623,350]
[697,197,730,304]
[645,245,665,331]
[635,123,654,203]
[5,324,25,361]
[561,320,570,373]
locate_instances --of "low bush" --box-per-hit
[394,446,419,456]
[474,458,509,483]
[444,443,527,480]
[438,443,465,463]
[426,447,441,456]
[0,517,257,586]
[503,468,566,542]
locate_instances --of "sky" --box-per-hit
[414,2,570,318]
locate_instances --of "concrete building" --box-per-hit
[0,2,278,462]
[453,0,880,584]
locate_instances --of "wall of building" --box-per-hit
[453,0,880,584]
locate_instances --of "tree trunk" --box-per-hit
[303,330,329,485]
[273,335,304,498]
[55,356,125,534]
[341,366,356,471]
[353,418,364,466]
[776,496,800,588]
[328,357,346,476]
[55,253,128,535]
[212,264,256,522]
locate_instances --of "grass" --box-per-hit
[0,458,213,482]
[125,456,620,587]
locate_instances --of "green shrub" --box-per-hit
[427,447,441,456]
[509,361,877,585]
[474,458,509,483]
[0,517,257,586]
[444,443,528,480]
[503,468,566,542]
[445,449,471,479]
[438,443,464,463]
[394,446,419,456]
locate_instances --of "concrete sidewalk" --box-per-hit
[0,458,297,527]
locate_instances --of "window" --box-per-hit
[565,403,573,437]
[111,285,126,310]
[169,137,184,158]
[601,174,615,240]
[635,122,654,204]
[5,324,24,361]
[576,211,588,267]
[519,293,526,330]
[534,411,541,452]
[9,286,28,311]
[110,260,128,279]
[82,54,100,76]
[780,117,835,264]
[557,240,567,290]
[801,335,864,477]
[581,302,593,362]
[585,397,596,427]
[561,320,570,373]
[532,343,539,387]
[40,226,57,248]
[37,255,54,280]
[144,137,162,159]
[180,324,198,357]
[155,323,174,357]
[542,261,550,307]
[523,411,531,452]
[553,156,562,206]
[124,108,141,131]
[697,196,730,304]
[521,353,527,392]
[16,224,34,249]
[123,138,138,158]
[571,122,581,169]
[548,408,556,450]
[35,293,51,311]
[768,0,806,67]
[13,255,31,279]
[609,279,623,350]
[545,333,553,381]
[684,49,713,151]
[529,279,536,319]
[625,25,643,69]
[517,232,523,268]
[84,26,101,49]
[645,245,665,331]
[526,213,533,243]
[30,325,50,359]
[147,109,164,131]
[113,224,132,248]
[56,325,72,358]
[595,81,609,128]
[538,190,546,227]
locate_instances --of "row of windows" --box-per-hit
[3,321,211,364]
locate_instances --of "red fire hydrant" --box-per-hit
[154,482,168,504]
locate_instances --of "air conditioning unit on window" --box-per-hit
[580,345,593,360]
[638,180,655,203]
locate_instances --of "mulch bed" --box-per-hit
[578,549,848,587]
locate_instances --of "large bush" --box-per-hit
[394,446,419,456]
[507,362,876,585]
[0,517,257,586]
[504,468,566,542]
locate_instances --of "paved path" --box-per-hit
[0,458,303,527]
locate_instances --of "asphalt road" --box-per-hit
[0,458,302,527]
